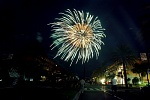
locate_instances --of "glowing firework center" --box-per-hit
[68,23,94,48]
[48,9,106,65]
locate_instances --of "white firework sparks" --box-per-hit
[48,9,106,66]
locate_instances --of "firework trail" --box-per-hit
[48,9,106,66]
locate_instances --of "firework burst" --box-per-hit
[48,9,106,65]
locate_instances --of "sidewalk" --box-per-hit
[105,86,143,100]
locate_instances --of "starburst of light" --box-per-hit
[48,9,106,66]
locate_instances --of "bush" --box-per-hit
[132,77,139,85]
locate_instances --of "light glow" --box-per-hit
[100,78,105,84]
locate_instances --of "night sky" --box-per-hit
[0,0,150,78]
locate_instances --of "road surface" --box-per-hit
[78,84,122,100]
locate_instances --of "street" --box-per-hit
[79,91,120,100]
[78,84,121,100]
[78,84,145,100]
[0,84,148,100]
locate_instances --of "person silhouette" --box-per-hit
[111,77,117,93]
[80,79,85,93]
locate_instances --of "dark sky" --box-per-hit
[0,0,150,78]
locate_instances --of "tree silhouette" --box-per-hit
[111,44,137,88]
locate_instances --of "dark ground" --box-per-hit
[0,86,79,100]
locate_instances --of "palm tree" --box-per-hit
[110,44,137,88]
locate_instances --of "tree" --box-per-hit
[92,67,105,78]
[132,77,139,85]
[132,61,149,84]
[91,61,110,80]
[110,44,137,88]
[132,62,147,82]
